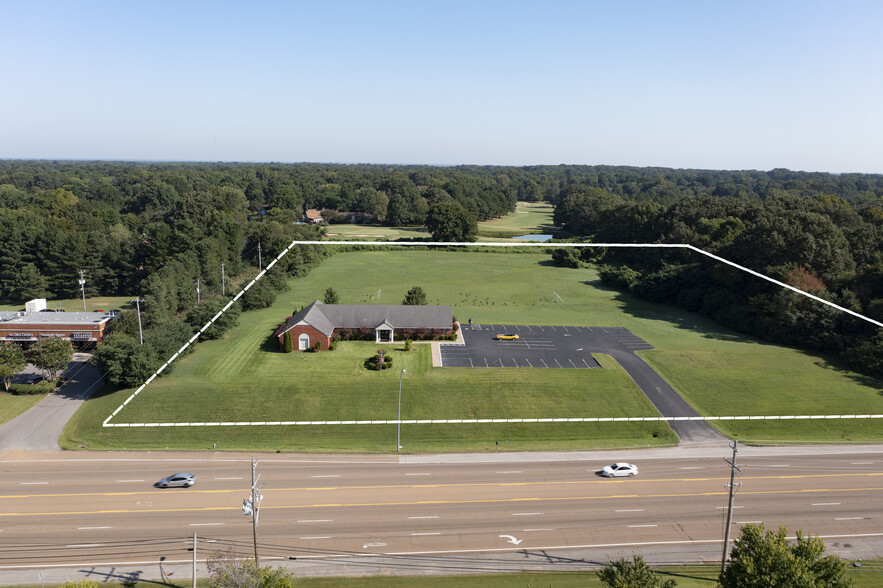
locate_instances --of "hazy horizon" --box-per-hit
[2,1,881,174]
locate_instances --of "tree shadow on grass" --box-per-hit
[582,277,768,345]
[582,277,883,391]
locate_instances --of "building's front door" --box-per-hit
[298,334,310,350]
[377,329,392,343]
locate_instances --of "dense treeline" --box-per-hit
[2,160,881,380]
[551,188,883,377]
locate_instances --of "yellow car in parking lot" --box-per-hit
[495,333,519,340]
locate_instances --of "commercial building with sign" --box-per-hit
[0,300,116,348]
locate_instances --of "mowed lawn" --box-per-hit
[0,296,131,312]
[64,250,883,451]
[476,201,558,237]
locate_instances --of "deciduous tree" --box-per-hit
[0,342,27,392]
[720,523,853,588]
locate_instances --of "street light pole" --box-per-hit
[397,368,406,452]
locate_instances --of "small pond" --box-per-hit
[512,234,553,242]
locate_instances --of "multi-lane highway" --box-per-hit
[1,446,881,584]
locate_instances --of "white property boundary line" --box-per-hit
[103,241,883,428]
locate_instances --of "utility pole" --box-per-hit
[221,263,226,296]
[191,532,197,588]
[242,456,262,566]
[195,278,201,304]
[721,440,742,574]
[78,270,87,311]
[257,242,262,271]
[134,298,144,344]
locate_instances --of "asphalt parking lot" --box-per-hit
[439,324,653,369]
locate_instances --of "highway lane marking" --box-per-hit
[404,473,431,476]
[66,544,104,548]
[616,509,644,512]
[299,536,331,539]
[298,519,332,523]
[78,526,112,530]
[411,532,441,536]
[189,522,224,526]
[835,517,865,520]
[215,477,244,480]
[497,471,523,474]
[628,524,657,528]
[524,528,553,532]
[679,467,702,470]
[737,521,762,524]
[19,482,48,485]
[850,461,874,465]
[311,475,341,478]
[6,471,879,500]
[115,480,144,483]
[5,482,883,514]
[813,502,841,506]
[408,516,439,519]
[6,485,883,518]
[716,506,744,509]
[512,512,543,516]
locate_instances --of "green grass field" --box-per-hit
[321,201,557,242]
[476,201,557,237]
[0,390,48,424]
[0,296,131,312]
[63,250,883,451]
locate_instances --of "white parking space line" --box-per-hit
[541,359,548,367]
[525,358,533,367]
[115,479,145,483]
[408,516,439,519]
[298,519,333,523]
[568,359,577,368]
[78,526,112,530]
[554,359,563,368]
[813,503,841,506]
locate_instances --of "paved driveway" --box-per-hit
[0,353,104,451]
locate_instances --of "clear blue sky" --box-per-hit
[2,1,881,172]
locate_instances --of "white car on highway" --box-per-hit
[600,462,638,478]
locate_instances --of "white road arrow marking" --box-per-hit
[499,534,523,545]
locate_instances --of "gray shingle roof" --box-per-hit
[282,301,452,337]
